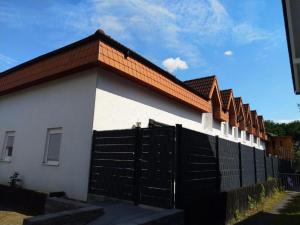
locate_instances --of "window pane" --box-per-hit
[47,133,61,161]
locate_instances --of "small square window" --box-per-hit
[44,128,62,166]
[1,131,15,161]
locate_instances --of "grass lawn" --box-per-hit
[0,211,31,225]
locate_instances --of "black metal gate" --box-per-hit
[89,127,175,208]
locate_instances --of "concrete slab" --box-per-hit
[87,199,183,225]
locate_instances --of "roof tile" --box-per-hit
[184,76,216,99]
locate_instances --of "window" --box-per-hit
[203,113,213,130]
[233,127,238,140]
[250,134,254,145]
[246,132,250,141]
[1,131,15,161]
[241,131,246,143]
[44,128,62,165]
[221,122,228,136]
[257,138,261,147]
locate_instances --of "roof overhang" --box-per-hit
[282,0,300,94]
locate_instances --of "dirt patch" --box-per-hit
[0,211,31,225]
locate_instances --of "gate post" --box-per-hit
[238,143,243,187]
[174,124,182,208]
[133,127,142,205]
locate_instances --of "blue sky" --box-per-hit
[0,0,298,122]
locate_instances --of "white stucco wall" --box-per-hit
[93,69,266,149]
[0,69,98,201]
[93,69,204,131]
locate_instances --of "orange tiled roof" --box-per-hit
[0,29,267,133]
[258,116,265,131]
[184,76,216,99]
[234,97,246,130]
[0,29,211,113]
[234,97,241,109]
[251,111,258,128]
[220,89,232,110]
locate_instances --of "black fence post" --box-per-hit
[215,136,221,191]
[238,143,243,187]
[88,130,96,193]
[175,124,182,208]
[133,127,142,205]
[271,157,275,177]
[253,147,257,184]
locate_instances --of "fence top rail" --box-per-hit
[93,126,176,133]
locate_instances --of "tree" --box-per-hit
[265,120,300,142]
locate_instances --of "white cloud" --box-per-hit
[0,54,16,65]
[162,57,188,73]
[0,0,282,67]
[224,50,233,56]
[232,23,271,44]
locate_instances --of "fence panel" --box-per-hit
[273,157,279,177]
[240,145,255,187]
[139,127,175,208]
[279,159,293,173]
[255,149,266,183]
[177,127,218,207]
[218,138,240,191]
[89,129,136,201]
[266,157,273,178]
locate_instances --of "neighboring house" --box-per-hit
[266,135,294,160]
[0,29,267,201]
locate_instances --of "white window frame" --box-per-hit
[1,131,15,162]
[43,128,63,166]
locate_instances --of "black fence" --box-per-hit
[89,127,175,208]
[280,173,300,192]
[89,125,292,210]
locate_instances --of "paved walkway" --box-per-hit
[87,198,183,225]
[236,192,299,225]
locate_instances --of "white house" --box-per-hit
[0,29,268,201]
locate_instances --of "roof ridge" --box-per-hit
[221,89,233,92]
[184,75,216,83]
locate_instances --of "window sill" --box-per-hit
[42,161,59,167]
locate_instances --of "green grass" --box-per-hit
[230,192,300,225]
[0,211,31,225]
[273,194,300,225]
[228,191,287,225]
